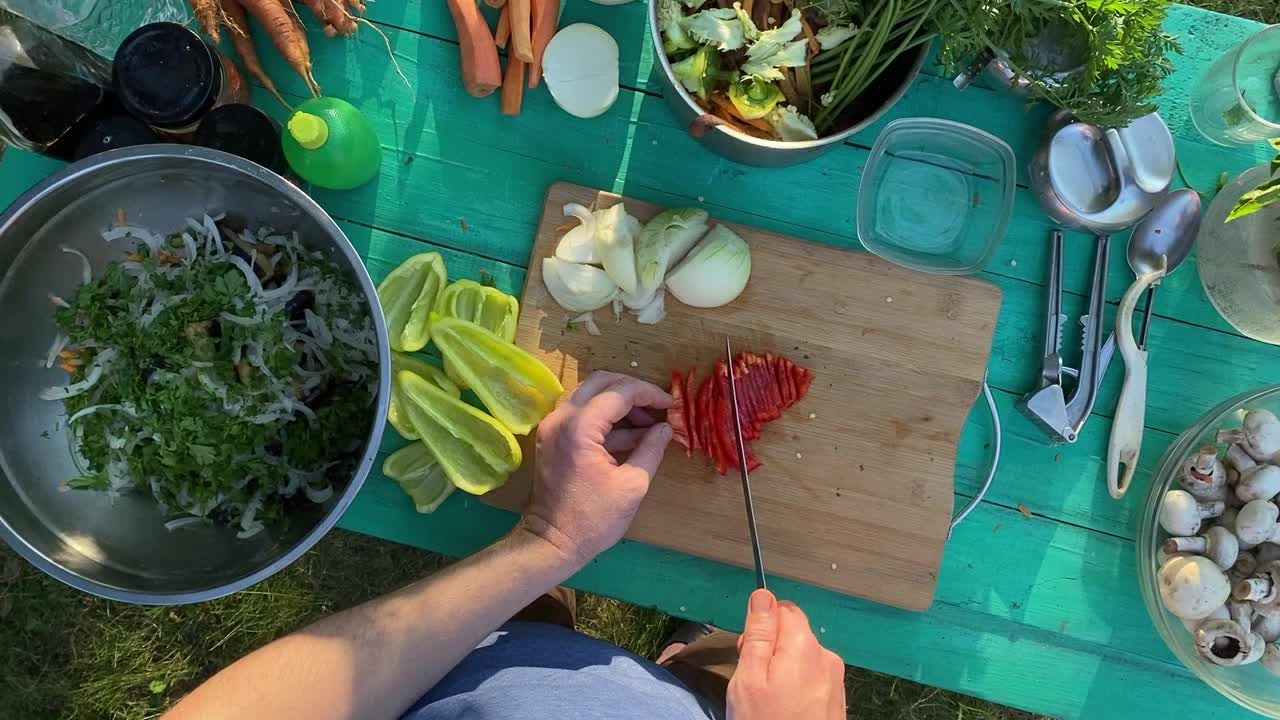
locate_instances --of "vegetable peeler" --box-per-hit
[1020,230,1115,444]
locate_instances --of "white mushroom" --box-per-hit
[1159,555,1232,620]
[1195,618,1266,666]
[1234,561,1280,605]
[1182,603,1230,633]
[1235,465,1280,504]
[1226,444,1259,474]
[1165,526,1240,570]
[1218,409,1280,463]
[1235,500,1280,546]
[1258,613,1280,643]
[1159,490,1226,537]
[1181,445,1229,501]
[1230,550,1259,585]
[1264,643,1280,676]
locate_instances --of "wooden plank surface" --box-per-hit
[3,1,1278,718]
[478,182,1001,610]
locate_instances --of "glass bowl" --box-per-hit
[1198,164,1280,345]
[1137,384,1280,716]
[856,118,1015,274]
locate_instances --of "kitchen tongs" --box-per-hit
[1020,231,1114,444]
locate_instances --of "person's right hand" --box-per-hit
[727,589,846,720]
[524,371,673,569]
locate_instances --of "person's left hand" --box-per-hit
[523,371,673,567]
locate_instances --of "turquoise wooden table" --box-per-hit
[3,2,1280,717]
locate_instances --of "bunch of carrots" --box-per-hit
[187,0,390,107]
[446,0,559,116]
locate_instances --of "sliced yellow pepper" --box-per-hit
[435,280,521,389]
[429,315,563,436]
[436,279,520,341]
[398,370,521,495]
[383,442,454,513]
[387,352,462,440]
[377,252,447,352]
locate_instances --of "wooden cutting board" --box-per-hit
[483,182,1002,611]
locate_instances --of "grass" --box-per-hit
[1183,0,1280,22]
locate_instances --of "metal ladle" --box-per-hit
[1106,189,1202,499]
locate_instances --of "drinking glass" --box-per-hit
[1190,25,1280,146]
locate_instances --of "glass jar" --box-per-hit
[112,22,246,138]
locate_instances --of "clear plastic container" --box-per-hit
[857,118,1016,274]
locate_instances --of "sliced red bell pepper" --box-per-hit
[796,367,814,400]
[697,375,714,466]
[684,367,698,453]
[669,369,690,453]
[774,356,793,408]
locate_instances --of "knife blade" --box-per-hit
[725,336,767,590]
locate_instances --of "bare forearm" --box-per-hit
[166,526,580,720]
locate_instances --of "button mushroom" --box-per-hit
[1235,499,1280,546]
[1258,613,1280,643]
[1226,444,1259,475]
[1195,618,1266,667]
[1164,526,1240,571]
[1182,604,1230,633]
[1236,465,1280,504]
[1159,490,1227,537]
[1234,560,1280,606]
[1230,550,1260,585]
[1159,555,1232,620]
[1218,409,1280,463]
[1182,445,1229,502]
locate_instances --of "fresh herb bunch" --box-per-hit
[1226,139,1280,222]
[935,0,1180,129]
[49,219,378,537]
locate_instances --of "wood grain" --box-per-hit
[478,182,1002,610]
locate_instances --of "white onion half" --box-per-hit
[542,24,620,119]
[542,258,618,312]
[665,225,752,308]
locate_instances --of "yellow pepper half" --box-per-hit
[382,442,454,513]
[429,314,563,436]
[387,352,462,440]
[398,370,521,495]
[435,280,520,388]
[377,252,447,352]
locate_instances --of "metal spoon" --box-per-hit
[1106,189,1202,499]
[1132,189,1202,349]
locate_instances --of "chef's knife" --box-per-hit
[725,336,767,590]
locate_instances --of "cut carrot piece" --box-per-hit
[528,0,559,88]
[495,4,510,48]
[501,57,525,115]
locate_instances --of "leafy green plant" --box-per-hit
[935,0,1180,129]
[1227,139,1280,222]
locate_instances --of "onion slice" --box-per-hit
[556,203,600,264]
[542,258,618,312]
[542,24,620,119]
[665,225,752,308]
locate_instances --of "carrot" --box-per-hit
[510,0,533,63]
[447,0,502,97]
[189,0,224,43]
[239,0,321,97]
[495,5,511,48]
[501,57,525,115]
[220,0,290,108]
[58,362,77,373]
[299,0,357,36]
[527,0,557,88]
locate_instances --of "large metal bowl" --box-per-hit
[0,146,391,604]
[648,0,930,167]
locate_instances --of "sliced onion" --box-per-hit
[60,245,93,284]
[665,225,752,308]
[228,254,264,297]
[45,332,68,369]
[39,348,115,400]
[594,203,641,295]
[304,484,334,503]
[304,308,334,348]
[555,203,600,264]
[164,516,207,531]
[570,311,603,336]
[140,293,190,328]
[181,232,199,261]
[67,403,138,424]
[542,257,618,312]
[633,289,666,325]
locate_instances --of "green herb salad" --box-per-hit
[41,215,378,538]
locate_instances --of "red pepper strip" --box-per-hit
[709,376,729,475]
[780,357,800,407]
[774,357,793,408]
[715,363,737,476]
[732,357,762,441]
[797,368,815,399]
[684,367,699,453]
[697,375,715,466]
[669,369,690,452]
[753,361,781,422]
[763,352,785,413]
[789,361,810,403]
[744,442,762,472]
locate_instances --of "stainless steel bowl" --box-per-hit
[648,1,929,167]
[0,145,391,604]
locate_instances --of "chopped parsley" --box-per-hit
[47,217,378,537]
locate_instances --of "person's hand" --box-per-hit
[523,371,673,568]
[727,589,846,720]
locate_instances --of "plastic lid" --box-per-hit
[193,104,284,173]
[856,118,1016,275]
[287,112,330,150]
[113,23,220,129]
[73,114,159,160]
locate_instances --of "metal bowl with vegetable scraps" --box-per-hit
[0,146,391,604]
